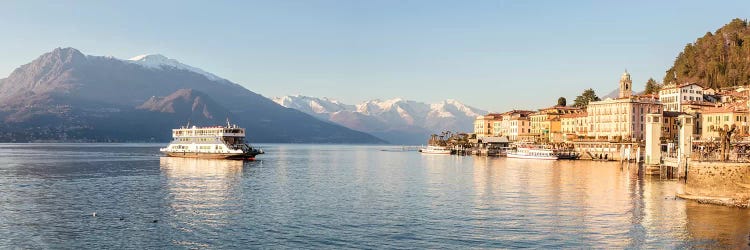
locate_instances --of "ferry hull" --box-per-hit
[164,152,260,160]
[420,151,452,155]
[506,154,558,160]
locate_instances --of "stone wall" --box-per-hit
[685,161,750,204]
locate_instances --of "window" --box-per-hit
[725,116,729,122]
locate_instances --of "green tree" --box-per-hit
[643,78,661,94]
[573,88,600,108]
[557,97,567,106]
[663,18,750,89]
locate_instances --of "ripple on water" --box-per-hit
[1,144,750,248]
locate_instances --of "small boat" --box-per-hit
[419,145,452,155]
[556,151,581,160]
[507,147,558,160]
[160,121,264,160]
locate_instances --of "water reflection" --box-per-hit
[159,157,245,230]
[684,202,750,248]
[3,145,750,248]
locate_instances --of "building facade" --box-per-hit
[700,105,750,140]
[530,106,582,142]
[659,83,705,112]
[586,71,662,141]
[474,113,503,138]
[561,112,588,141]
[508,115,531,141]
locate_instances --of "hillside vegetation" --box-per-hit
[664,18,750,89]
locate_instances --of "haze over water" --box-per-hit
[1,144,749,248]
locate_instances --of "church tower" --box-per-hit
[619,70,632,98]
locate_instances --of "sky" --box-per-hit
[1,0,749,112]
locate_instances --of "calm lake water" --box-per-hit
[1,143,749,248]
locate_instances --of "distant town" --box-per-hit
[472,70,724,145]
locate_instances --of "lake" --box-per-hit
[0,143,749,248]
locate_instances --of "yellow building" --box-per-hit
[561,112,588,141]
[530,106,582,142]
[473,113,503,138]
[475,110,533,140]
[507,111,533,141]
[700,105,749,140]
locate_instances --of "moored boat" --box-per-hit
[507,147,558,160]
[159,122,264,160]
[419,145,452,154]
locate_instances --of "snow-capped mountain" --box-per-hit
[127,54,223,81]
[273,95,488,144]
[272,95,355,119]
[0,47,384,143]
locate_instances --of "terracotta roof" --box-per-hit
[661,82,705,90]
[701,104,748,114]
[501,109,534,115]
[662,111,687,117]
[560,112,588,119]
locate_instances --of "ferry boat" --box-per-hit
[159,122,264,160]
[419,145,452,155]
[507,147,559,160]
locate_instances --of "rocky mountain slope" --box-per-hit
[0,48,385,143]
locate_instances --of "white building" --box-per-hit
[658,83,704,112]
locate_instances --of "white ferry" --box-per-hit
[419,145,452,155]
[507,147,558,160]
[159,122,264,160]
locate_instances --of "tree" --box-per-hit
[643,78,661,94]
[663,18,750,89]
[557,97,567,106]
[573,88,600,108]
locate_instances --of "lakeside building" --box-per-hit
[561,112,588,141]
[659,83,705,112]
[470,72,750,145]
[474,111,533,141]
[474,113,503,138]
[586,71,662,141]
[530,106,583,142]
[700,104,750,140]
[503,110,533,141]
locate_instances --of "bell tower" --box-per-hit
[619,70,632,98]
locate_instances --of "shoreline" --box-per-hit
[677,192,750,208]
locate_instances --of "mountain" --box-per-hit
[272,95,487,144]
[273,95,355,120]
[664,18,750,89]
[600,88,636,100]
[0,48,385,143]
[128,54,223,82]
[137,89,230,126]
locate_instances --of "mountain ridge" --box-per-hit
[272,95,487,144]
[0,47,385,143]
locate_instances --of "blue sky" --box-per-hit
[1,1,748,112]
